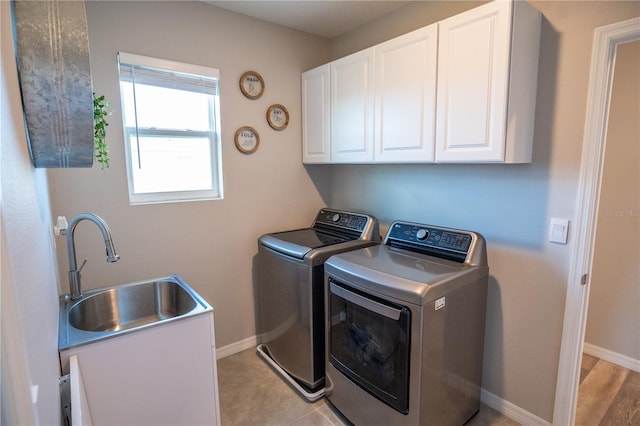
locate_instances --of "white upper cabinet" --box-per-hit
[330,48,375,163]
[302,64,331,163]
[302,0,541,164]
[435,0,541,163]
[375,24,438,163]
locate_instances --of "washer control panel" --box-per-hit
[385,221,473,257]
[315,209,370,232]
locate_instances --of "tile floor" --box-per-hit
[217,348,519,426]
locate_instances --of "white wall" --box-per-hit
[47,1,332,348]
[585,40,640,361]
[1,2,62,423]
[323,0,640,422]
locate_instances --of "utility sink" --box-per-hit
[59,274,212,350]
[69,279,197,332]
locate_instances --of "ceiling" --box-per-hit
[203,1,412,39]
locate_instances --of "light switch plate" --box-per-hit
[549,218,569,244]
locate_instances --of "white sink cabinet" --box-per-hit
[60,312,220,426]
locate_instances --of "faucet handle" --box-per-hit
[78,258,88,272]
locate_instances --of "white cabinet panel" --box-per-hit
[60,313,220,426]
[436,0,510,162]
[302,0,541,165]
[375,24,437,163]
[436,0,540,163]
[302,64,330,163]
[330,48,375,163]
[69,355,93,426]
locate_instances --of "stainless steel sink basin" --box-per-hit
[69,279,197,332]
[59,275,212,350]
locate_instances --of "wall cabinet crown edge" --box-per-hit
[301,0,541,165]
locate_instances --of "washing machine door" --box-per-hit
[328,278,411,414]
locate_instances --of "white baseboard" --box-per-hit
[481,388,550,426]
[583,342,640,373]
[215,335,258,360]
[216,336,550,424]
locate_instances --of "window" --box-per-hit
[117,52,223,204]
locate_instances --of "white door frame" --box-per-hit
[553,17,640,426]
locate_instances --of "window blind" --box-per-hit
[118,52,218,95]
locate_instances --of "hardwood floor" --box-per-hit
[576,354,640,425]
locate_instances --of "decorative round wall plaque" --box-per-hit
[266,104,289,130]
[239,71,265,100]
[234,126,260,154]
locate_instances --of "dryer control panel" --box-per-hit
[385,221,474,263]
[314,209,371,233]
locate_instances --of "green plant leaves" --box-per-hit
[93,93,112,171]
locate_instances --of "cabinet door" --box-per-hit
[302,64,330,163]
[435,1,512,162]
[331,48,375,163]
[375,24,437,163]
[60,314,220,425]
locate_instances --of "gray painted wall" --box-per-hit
[47,1,332,349]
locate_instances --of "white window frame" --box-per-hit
[117,52,223,205]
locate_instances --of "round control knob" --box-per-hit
[332,214,341,222]
[416,229,429,241]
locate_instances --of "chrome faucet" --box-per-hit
[66,213,120,300]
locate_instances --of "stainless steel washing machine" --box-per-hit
[256,208,379,400]
[324,221,489,425]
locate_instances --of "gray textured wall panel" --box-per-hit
[12,0,94,168]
